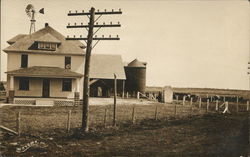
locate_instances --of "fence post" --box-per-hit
[190,97,193,106]
[67,110,71,133]
[216,100,219,111]
[16,112,21,136]
[190,105,192,117]
[183,96,186,106]
[176,95,179,102]
[174,104,177,118]
[113,74,117,127]
[246,101,249,111]
[236,96,239,113]
[199,97,202,108]
[206,99,209,112]
[154,106,158,120]
[104,108,107,128]
[126,92,129,98]
[132,106,135,124]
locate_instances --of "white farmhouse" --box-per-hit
[3,23,126,105]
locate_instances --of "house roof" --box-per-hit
[36,33,61,43]
[127,59,146,68]
[4,24,86,55]
[6,66,83,78]
[90,54,126,80]
[7,34,28,44]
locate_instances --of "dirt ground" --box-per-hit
[1,112,249,157]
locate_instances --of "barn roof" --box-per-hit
[4,24,85,55]
[6,66,83,78]
[90,54,126,80]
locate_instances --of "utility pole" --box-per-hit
[66,7,122,132]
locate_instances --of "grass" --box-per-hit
[0,99,249,156]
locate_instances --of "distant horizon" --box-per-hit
[1,0,249,90]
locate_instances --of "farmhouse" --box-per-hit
[3,23,127,105]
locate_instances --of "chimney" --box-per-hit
[45,23,49,27]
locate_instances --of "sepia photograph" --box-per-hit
[0,0,249,156]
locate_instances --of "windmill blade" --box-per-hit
[25,4,35,18]
[39,8,44,14]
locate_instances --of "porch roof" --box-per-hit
[6,66,83,78]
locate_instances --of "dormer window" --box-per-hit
[36,33,61,51]
[38,42,57,51]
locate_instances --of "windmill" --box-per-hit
[25,4,44,34]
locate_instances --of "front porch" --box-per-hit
[6,66,83,105]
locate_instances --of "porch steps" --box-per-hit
[36,99,54,106]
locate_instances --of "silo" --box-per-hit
[125,59,146,93]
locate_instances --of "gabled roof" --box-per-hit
[7,34,28,45]
[36,33,61,43]
[6,66,83,78]
[4,25,86,55]
[90,54,126,80]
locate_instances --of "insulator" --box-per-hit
[112,9,114,12]
[96,22,98,25]
[109,35,111,38]
[75,10,77,13]
[68,23,70,26]
[82,10,84,12]
[80,35,82,37]
[67,35,69,38]
[97,9,99,12]
[95,35,97,37]
[74,23,76,25]
[103,22,105,25]
[104,9,106,12]
[110,22,112,25]
[117,35,119,38]
[119,8,121,12]
[69,11,71,13]
[118,21,120,24]
[81,23,83,25]
[102,35,104,38]
[73,35,75,38]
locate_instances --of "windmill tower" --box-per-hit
[25,4,44,34]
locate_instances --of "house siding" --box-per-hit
[14,77,42,97]
[7,53,85,99]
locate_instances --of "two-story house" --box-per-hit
[3,23,126,105]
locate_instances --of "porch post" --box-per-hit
[122,80,125,98]
[9,75,15,103]
[74,78,80,106]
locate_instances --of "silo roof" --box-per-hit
[127,59,146,68]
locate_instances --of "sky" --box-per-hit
[1,0,249,90]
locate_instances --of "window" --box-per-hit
[21,54,28,68]
[45,43,50,49]
[62,79,72,91]
[19,77,29,90]
[38,42,57,51]
[51,43,56,50]
[39,42,45,49]
[65,56,71,69]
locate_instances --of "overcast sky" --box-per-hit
[1,0,249,90]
